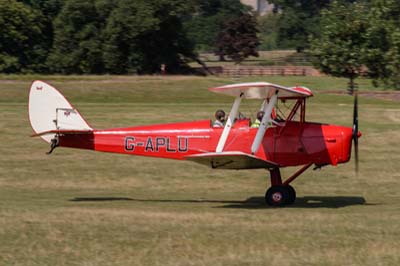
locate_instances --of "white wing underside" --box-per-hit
[209,82,312,99]
[185,151,278,170]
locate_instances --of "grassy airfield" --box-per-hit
[0,75,399,266]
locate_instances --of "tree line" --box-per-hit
[263,0,400,89]
[1,0,400,89]
[0,0,255,74]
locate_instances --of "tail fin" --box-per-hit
[29,80,92,143]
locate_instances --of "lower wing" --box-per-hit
[185,151,278,170]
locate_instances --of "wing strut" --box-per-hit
[216,93,243,152]
[251,91,278,154]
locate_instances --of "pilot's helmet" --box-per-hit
[215,109,225,121]
[257,111,265,121]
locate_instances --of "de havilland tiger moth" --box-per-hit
[29,80,361,206]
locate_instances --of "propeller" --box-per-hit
[351,86,359,174]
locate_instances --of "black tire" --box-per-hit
[265,186,289,207]
[285,185,296,205]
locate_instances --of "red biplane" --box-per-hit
[29,81,361,206]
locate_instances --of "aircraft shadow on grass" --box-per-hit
[70,196,369,209]
[219,196,368,209]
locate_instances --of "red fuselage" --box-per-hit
[59,119,354,168]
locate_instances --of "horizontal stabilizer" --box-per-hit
[31,129,93,137]
[185,151,278,170]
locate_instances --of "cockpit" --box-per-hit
[208,82,313,154]
[212,96,307,129]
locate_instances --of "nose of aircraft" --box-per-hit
[340,126,354,163]
[341,127,361,165]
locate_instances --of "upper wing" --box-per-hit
[185,151,278,170]
[209,82,313,99]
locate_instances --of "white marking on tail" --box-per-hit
[28,80,92,143]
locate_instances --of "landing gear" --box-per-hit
[265,186,289,206]
[265,185,296,206]
[286,185,296,205]
[46,135,59,155]
[265,164,312,207]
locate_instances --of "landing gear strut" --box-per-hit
[46,135,59,155]
[265,164,312,206]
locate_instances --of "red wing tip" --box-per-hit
[289,86,313,96]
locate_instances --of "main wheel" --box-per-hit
[285,185,296,205]
[265,186,289,207]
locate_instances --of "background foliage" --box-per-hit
[215,13,260,64]
[309,1,368,88]
[1,0,400,89]
[310,0,400,89]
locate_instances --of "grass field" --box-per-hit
[1,75,399,266]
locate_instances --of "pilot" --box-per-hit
[251,111,265,128]
[213,109,226,127]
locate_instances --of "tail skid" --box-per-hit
[29,80,92,143]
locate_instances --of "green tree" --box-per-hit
[102,0,158,73]
[184,0,250,52]
[258,13,279,51]
[47,0,105,73]
[270,0,332,52]
[134,0,197,73]
[0,0,48,73]
[103,0,196,74]
[215,13,260,64]
[21,0,63,19]
[48,0,196,74]
[22,0,64,73]
[363,0,400,89]
[309,1,369,93]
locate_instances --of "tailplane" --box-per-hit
[29,80,92,143]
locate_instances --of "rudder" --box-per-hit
[29,80,92,143]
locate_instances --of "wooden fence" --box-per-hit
[195,66,322,77]
[221,66,322,77]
